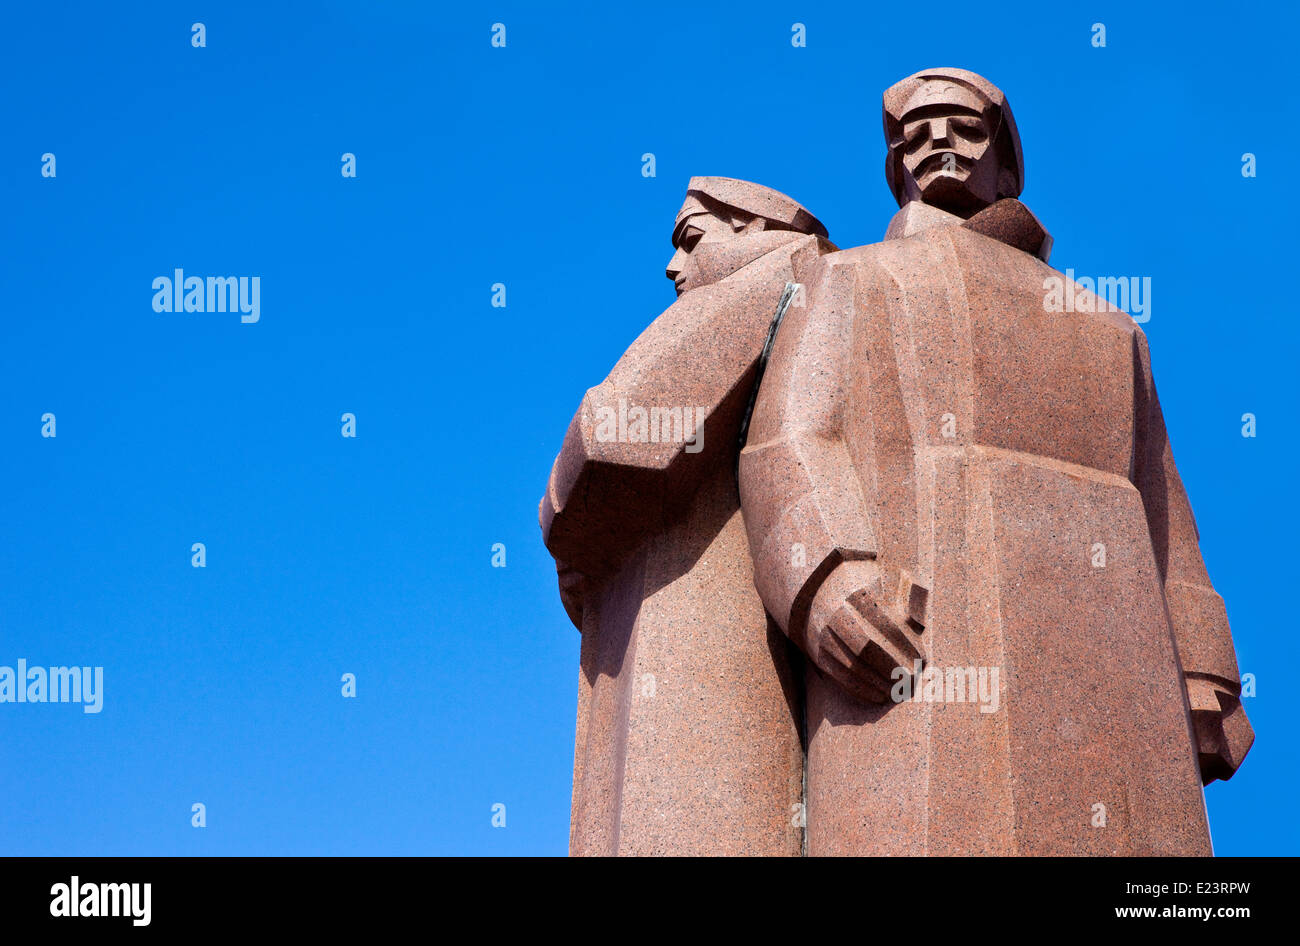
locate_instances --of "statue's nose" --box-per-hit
[666,247,687,281]
[929,117,952,147]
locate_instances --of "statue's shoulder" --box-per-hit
[821,241,894,265]
[803,238,918,281]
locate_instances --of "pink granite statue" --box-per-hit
[739,67,1252,854]
[541,178,834,854]
[542,69,1252,856]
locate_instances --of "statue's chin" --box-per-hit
[913,172,988,217]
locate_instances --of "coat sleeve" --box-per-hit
[1133,331,1241,690]
[540,242,813,590]
[737,256,883,651]
[1133,330,1253,780]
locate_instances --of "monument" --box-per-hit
[541,68,1253,856]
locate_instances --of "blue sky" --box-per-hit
[1,1,1294,855]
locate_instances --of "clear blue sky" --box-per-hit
[1,1,1294,855]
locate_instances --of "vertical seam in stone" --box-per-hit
[800,686,808,857]
[973,454,1018,854]
[609,555,646,856]
[936,229,977,444]
[874,248,932,585]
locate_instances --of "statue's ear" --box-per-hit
[732,211,764,233]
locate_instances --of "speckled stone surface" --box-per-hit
[543,179,832,855]
[568,466,805,855]
[737,68,1252,855]
[543,71,1252,856]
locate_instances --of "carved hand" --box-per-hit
[1185,675,1254,784]
[804,559,928,704]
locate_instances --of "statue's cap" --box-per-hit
[882,67,1024,203]
[678,176,828,238]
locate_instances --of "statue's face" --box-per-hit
[665,205,749,295]
[895,82,1002,214]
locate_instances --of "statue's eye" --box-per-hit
[951,118,988,143]
[904,125,929,153]
[681,227,704,252]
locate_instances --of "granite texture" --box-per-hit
[542,70,1252,856]
[543,178,833,854]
